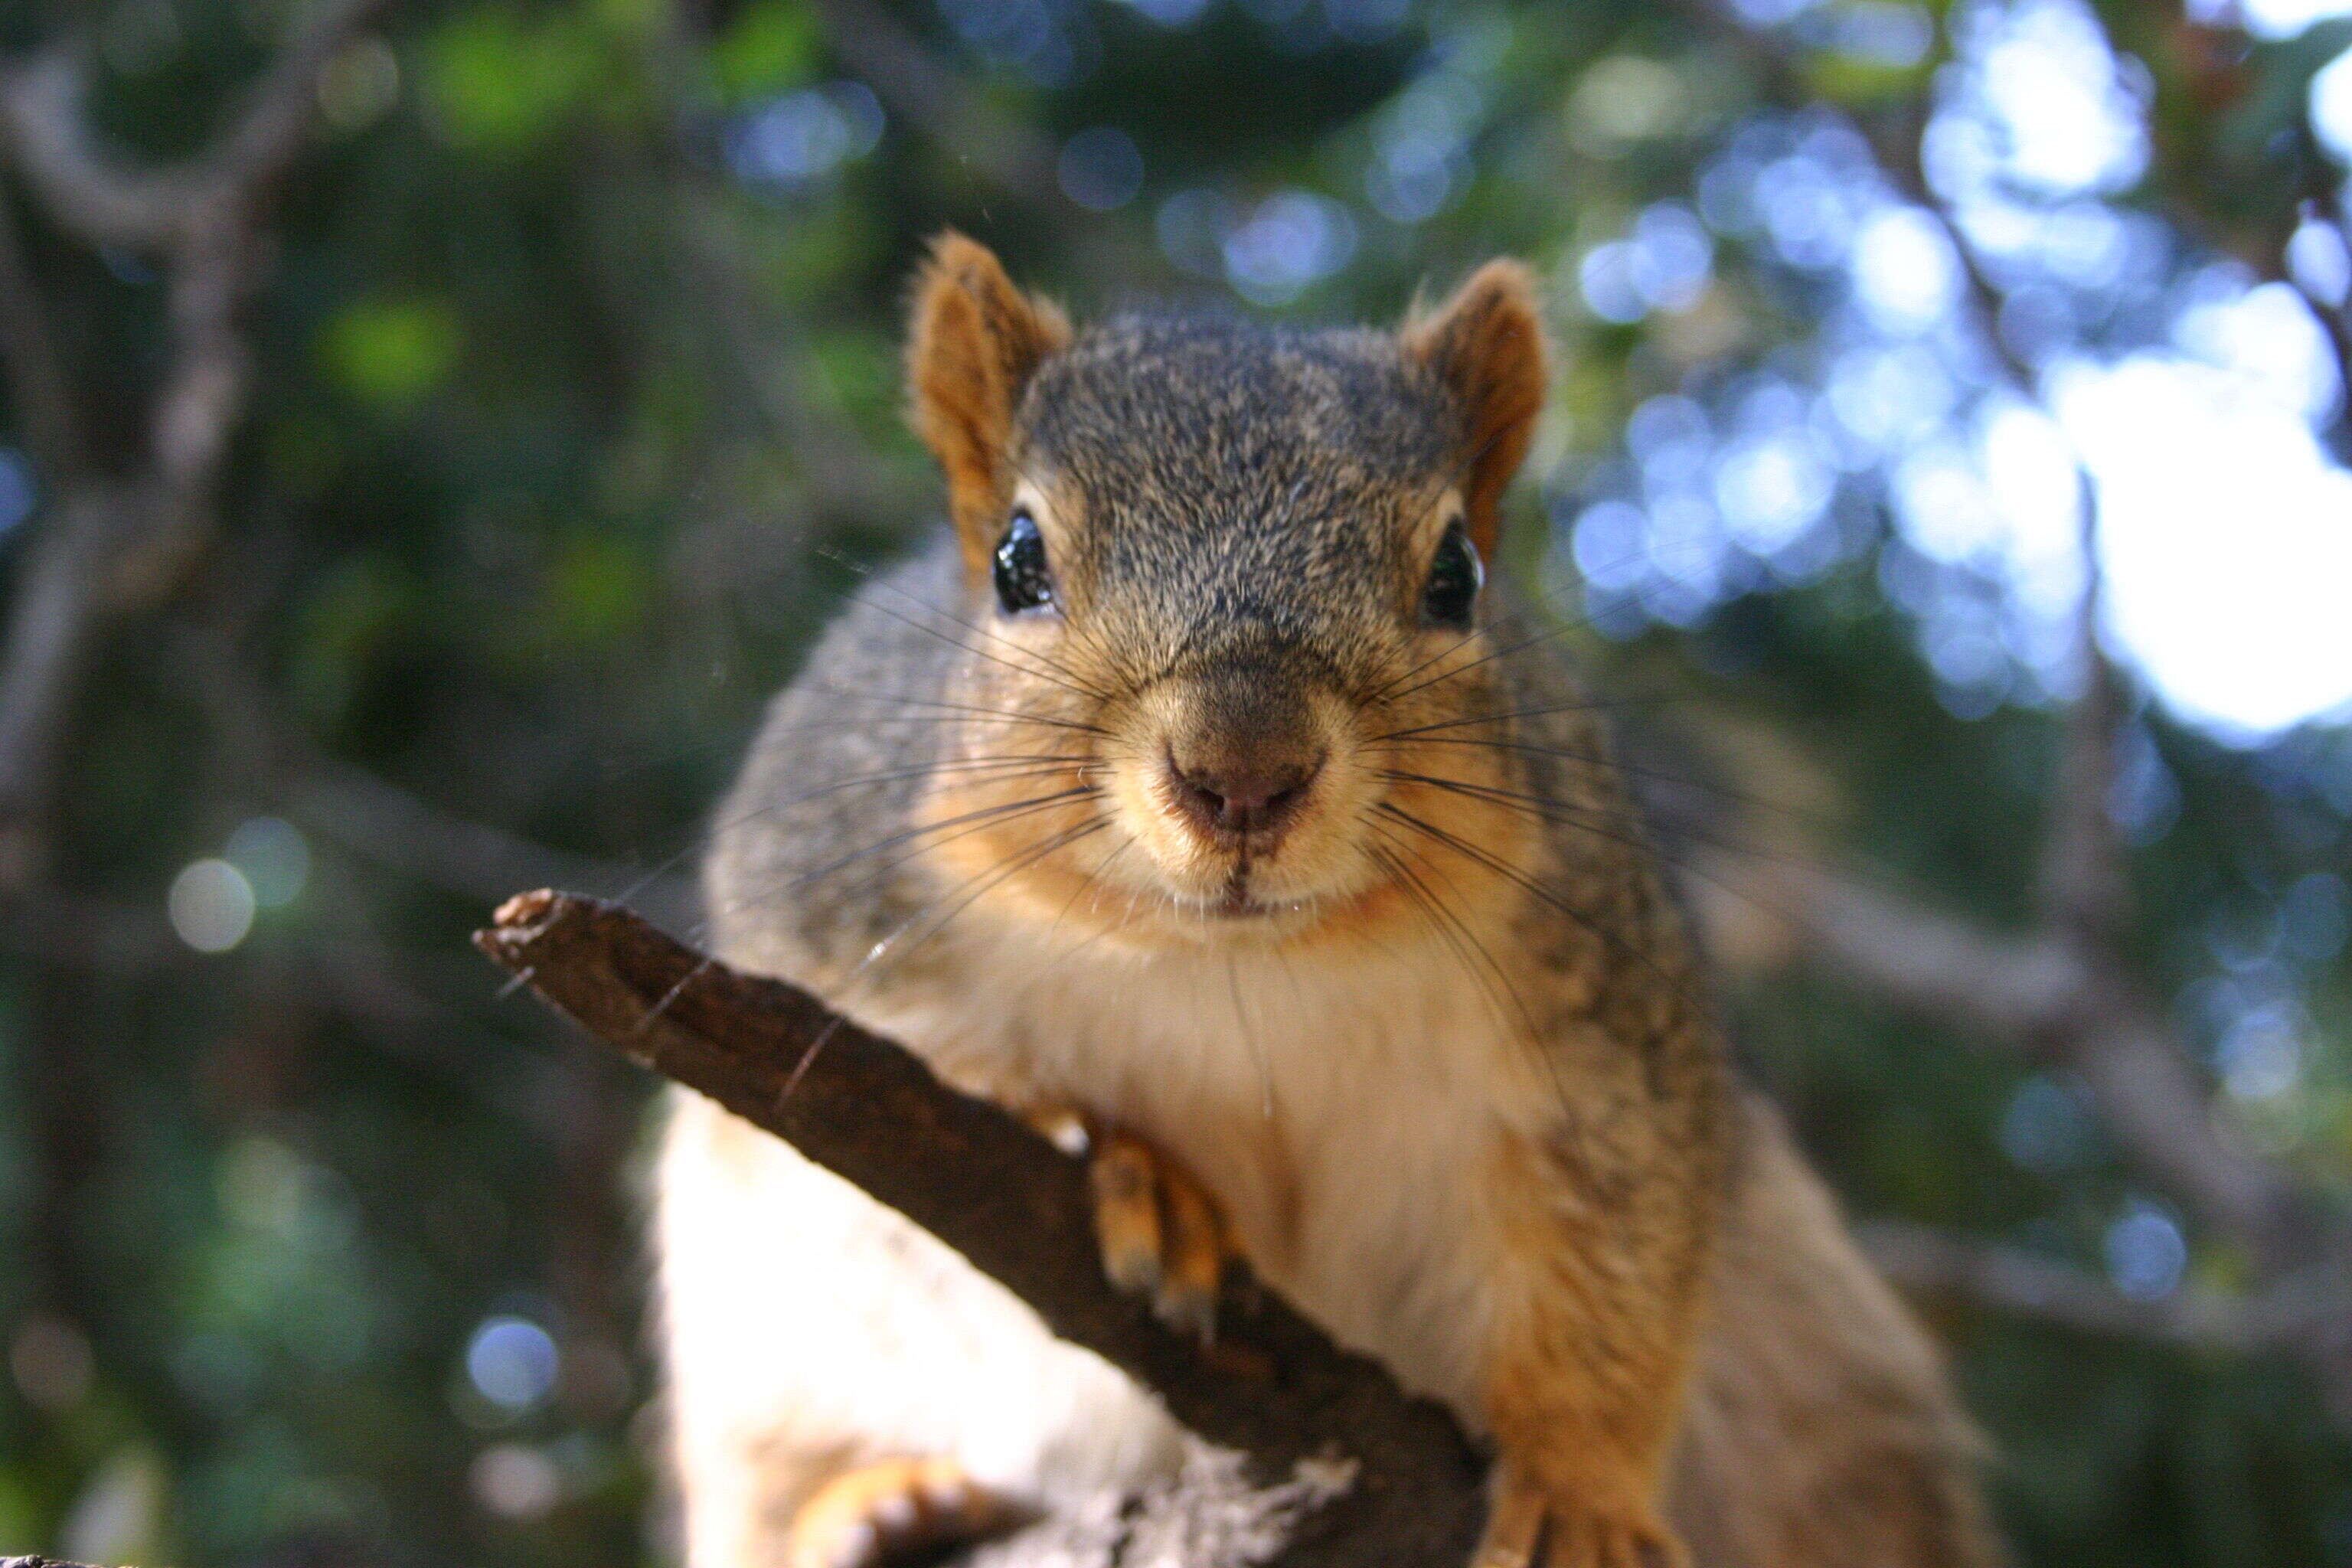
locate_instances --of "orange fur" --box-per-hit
[1403,260,1549,560]
[906,234,1071,577]
[671,239,2003,1568]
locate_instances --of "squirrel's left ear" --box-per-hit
[909,233,1072,578]
[1401,260,1547,561]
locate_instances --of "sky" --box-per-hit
[1575,0,2352,744]
[2006,2,2352,740]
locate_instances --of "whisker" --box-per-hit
[814,547,1116,701]
[1373,801,1704,1017]
[1363,830,1534,1047]
[622,760,1075,916]
[1364,695,1687,746]
[1044,834,1138,946]
[1226,951,1272,1121]
[1374,766,1815,864]
[784,685,1110,737]
[1364,827,1617,1134]
[709,786,1099,923]
[780,814,1112,1096]
[685,758,1085,897]
[1374,769,1818,926]
[851,815,1115,993]
[1357,610,1522,708]
[1370,734,1823,831]
[832,584,1113,704]
[818,550,1129,700]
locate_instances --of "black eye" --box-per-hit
[993,508,1055,615]
[1421,520,1482,629]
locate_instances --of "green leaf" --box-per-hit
[545,531,645,647]
[424,5,602,155]
[318,297,462,410]
[716,0,818,104]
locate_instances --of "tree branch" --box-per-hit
[799,0,1063,209]
[1860,1220,2335,1353]
[294,764,697,935]
[0,187,82,476]
[2034,493,2129,949]
[473,890,1488,1568]
[0,484,133,882]
[0,0,401,876]
[0,0,397,251]
[1671,0,2352,1413]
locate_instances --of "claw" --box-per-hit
[786,1457,1018,1568]
[1085,1127,1233,1341]
[1475,1464,1684,1568]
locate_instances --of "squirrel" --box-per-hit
[655,234,2004,1568]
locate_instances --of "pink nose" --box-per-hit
[1165,751,1321,844]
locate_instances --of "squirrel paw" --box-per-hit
[1538,1511,1684,1568]
[1474,1468,1684,1568]
[1083,1124,1233,1340]
[785,1457,1021,1568]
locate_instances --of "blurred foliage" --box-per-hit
[0,0,2348,1563]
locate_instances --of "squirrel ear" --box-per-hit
[908,233,1071,577]
[1401,260,1547,560]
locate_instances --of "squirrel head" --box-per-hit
[904,234,1549,950]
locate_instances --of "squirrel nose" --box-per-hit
[1166,750,1323,844]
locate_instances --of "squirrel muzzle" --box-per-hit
[1108,662,1369,916]
[1159,675,1328,852]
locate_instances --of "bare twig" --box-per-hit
[798,0,1063,208]
[475,890,1488,1568]
[0,0,400,877]
[0,52,191,249]
[1668,0,2352,1407]
[0,0,396,250]
[1860,1220,2335,1353]
[292,764,697,935]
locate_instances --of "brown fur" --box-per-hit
[1401,260,1548,560]
[909,234,1072,577]
[665,238,2006,1568]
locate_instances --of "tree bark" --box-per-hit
[473,889,1488,1568]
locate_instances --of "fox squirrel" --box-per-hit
[655,234,2004,1568]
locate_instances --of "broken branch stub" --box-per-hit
[472,889,1486,1568]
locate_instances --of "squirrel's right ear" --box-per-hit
[1401,260,1547,561]
[908,234,1071,577]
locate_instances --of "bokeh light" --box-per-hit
[472,1443,562,1520]
[2102,1200,2187,1302]
[465,1316,560,1416]
[224,817,310,909]
[1057,126,1144,211]
[167,859,256,953]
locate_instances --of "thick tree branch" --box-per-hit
[1762,858,2303,1259]
[474,890,1488,1568]
[1668,0,2352,1410]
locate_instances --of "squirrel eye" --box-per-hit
[993,508,1056,616]
[1420,520,1482,629]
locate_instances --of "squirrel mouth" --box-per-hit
[1206,867,1295,920]
[1214,868,1259,916]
